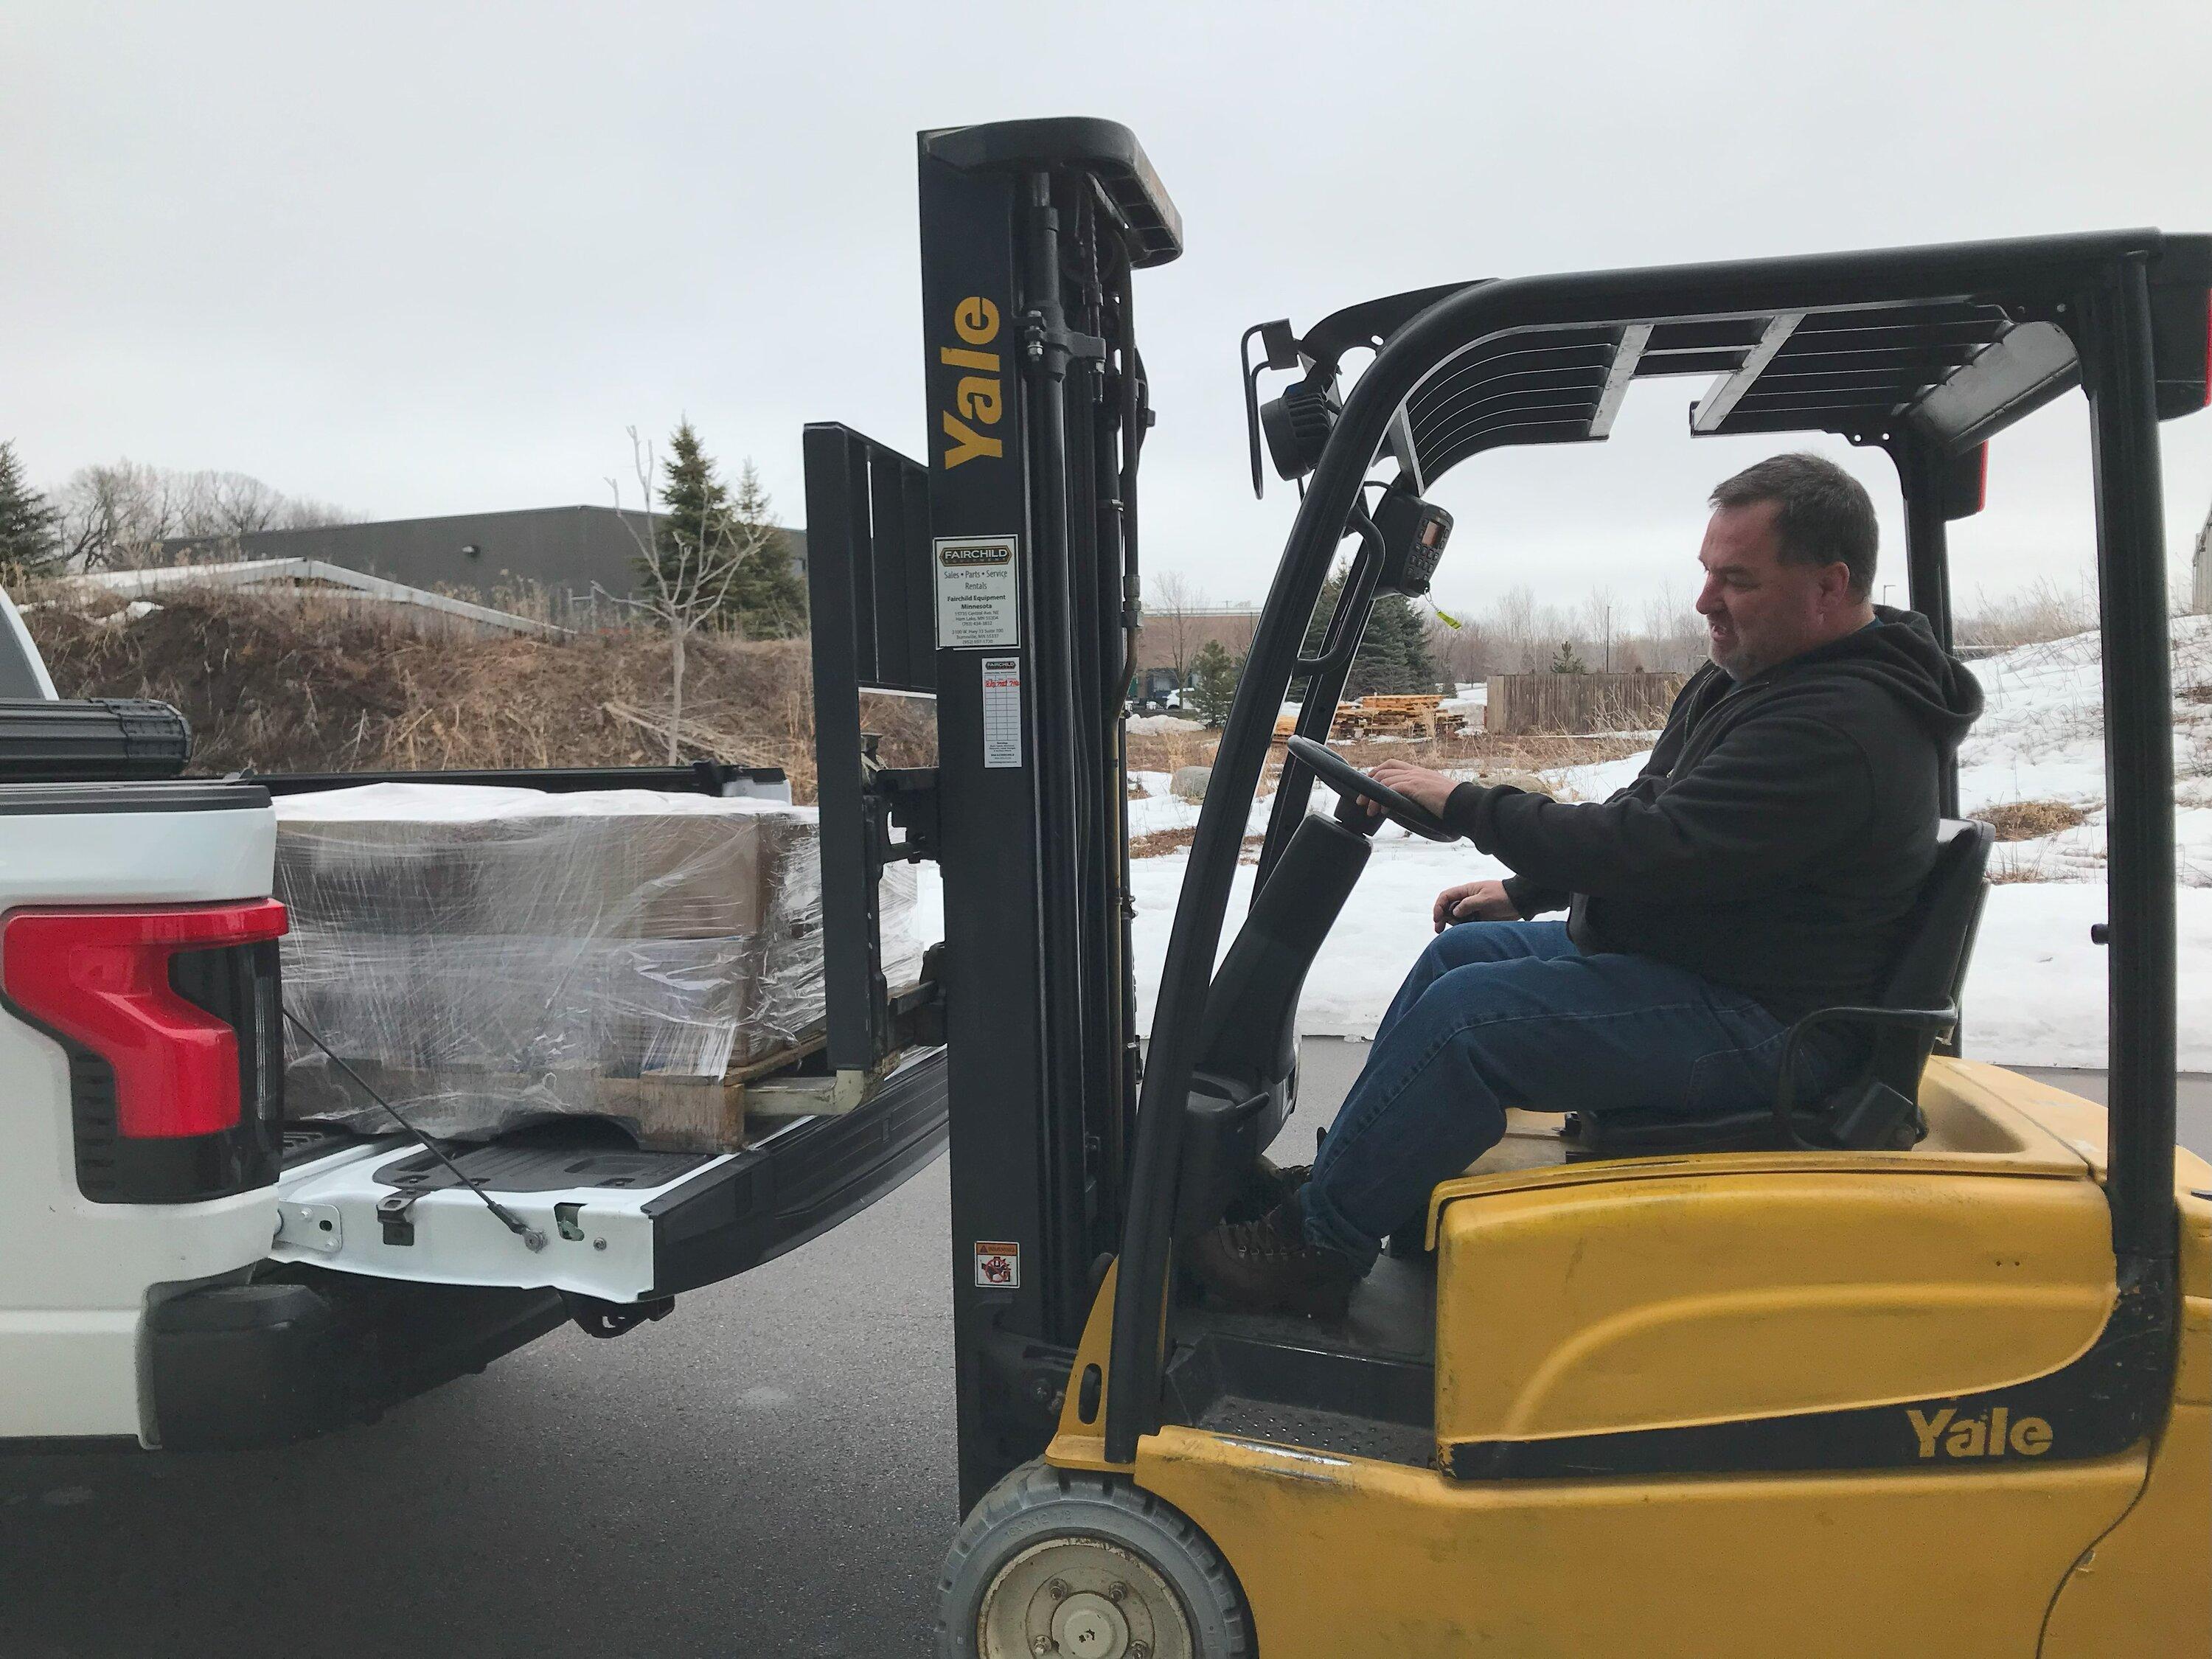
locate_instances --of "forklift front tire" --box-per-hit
[936,1461,1253,1659]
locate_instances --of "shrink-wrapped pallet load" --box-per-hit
[271,784,920,1150]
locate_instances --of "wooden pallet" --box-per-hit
[288,1005,911,1158]
[1326,695,1465,742]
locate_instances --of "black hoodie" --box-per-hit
[1444,607,1983,1022]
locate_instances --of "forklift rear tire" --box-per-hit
[936,1460,1253,1659]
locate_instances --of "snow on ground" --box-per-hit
[919,828,2211,1069]
[1958,614,2212,886]
[917,619,2212,1068]
[1126,836,2212,1069]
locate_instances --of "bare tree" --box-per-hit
[1638,581,1705,672]
[1147,569,1208,687]
[605,425,768,762]
[1429,611,1490,687]
[1575,585,1619,672]
[55,459,351,569]
[1488,584,1542,673]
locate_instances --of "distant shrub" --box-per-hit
[1980,799,2089,843]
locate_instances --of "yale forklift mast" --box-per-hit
[805,119,2212,1658]
[803,119,1178,1506]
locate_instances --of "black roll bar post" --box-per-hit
[1102,231,2171,1464]
[1252,505,1388,891]
[2081,254,2180,1270]
[1888,434,1961,818]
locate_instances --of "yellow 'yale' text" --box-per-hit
[941,296,1004,468]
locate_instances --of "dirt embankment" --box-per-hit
[24,587,931,802]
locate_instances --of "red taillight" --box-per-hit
[3,900,288,1138]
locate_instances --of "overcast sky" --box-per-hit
[7,1,2211,622]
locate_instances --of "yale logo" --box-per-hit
[1907,1405,2053,1459]
[940,296,1004,469]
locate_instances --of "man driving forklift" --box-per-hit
[815,124,2205,1652]
[1189,451,1985,1316]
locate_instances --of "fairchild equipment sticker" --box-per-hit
[933,535,1020,648]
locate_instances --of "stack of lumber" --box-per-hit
[1327,695,1466,742]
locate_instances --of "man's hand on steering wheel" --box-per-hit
[1284,737,1461,843]
[1365,759,1459,821]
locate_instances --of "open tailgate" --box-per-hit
[268,1047,947,1304]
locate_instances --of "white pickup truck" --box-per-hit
[0,590,946,1451]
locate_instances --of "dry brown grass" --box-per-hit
[1980,799,2090,843]
[1125,728,1218,775]
[1955,579,2097,653]
[27,583,1634,811]
[23,583,932,803]
[1129,825,1197,858]
[1127,826,1269,861]
[1124,726,1638,790]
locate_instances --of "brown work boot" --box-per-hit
[1185,1199,1360,1320]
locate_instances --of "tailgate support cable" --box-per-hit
[281,1006,547,1252]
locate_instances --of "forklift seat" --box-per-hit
[1565,818,1995,1157]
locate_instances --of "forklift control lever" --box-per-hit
[1286,736,1459,844]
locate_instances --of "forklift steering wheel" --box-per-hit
[1287,736,1461,843]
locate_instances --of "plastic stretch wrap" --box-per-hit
[271,783,920,1141]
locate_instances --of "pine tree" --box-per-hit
[619,421,757,762]
[1359,594,1439,695]
[646,420,741,602]
[1548,639,1589,674]
[724,461,807,637]
[1186,639,1243,727]
[1298,567,1439,698]
[0,442,64,575]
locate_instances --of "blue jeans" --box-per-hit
[1301,920,1841,1269]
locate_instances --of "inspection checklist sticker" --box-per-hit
[933,534,1020,648]
[981,656,1023,768]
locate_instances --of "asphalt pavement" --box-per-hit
[2,1045,2206,1658]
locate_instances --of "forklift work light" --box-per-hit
[1258,374,1338,484]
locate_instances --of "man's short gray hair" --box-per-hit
[1709,452,1879,600]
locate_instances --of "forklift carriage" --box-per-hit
[801,119,2212,1658]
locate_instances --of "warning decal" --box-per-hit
[974,1240,1020,1290]
[981,655,1022,768]
[934,535,1020,648]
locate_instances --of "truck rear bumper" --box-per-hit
[147,1273,566,1452]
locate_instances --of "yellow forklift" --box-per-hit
[800,119,2211,1657]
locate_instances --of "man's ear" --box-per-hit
[1818,560,1857,613]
